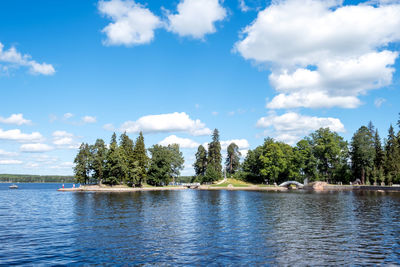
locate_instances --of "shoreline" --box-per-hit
[57,184,288,192]
[57,183,400,193]
[58,185,187,192]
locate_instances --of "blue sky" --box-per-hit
[0,0,399,175]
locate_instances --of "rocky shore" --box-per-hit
[303,182,400,192]
[58,182,400,193]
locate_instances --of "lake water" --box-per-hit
[1,183,400,265]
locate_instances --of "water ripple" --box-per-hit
[1,184,400,265]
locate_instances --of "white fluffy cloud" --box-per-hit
[82,116,97,124]
[167,0,227,39]
[103,123,115,131]
[239,0,250,12]
[99,0,162,46]
[49,161,74,169]
[0,114,31,125]
[63,113,73,119]
[0,128,43,142]
[159,135,200,148]
[20,143,54,153]
[374,97,386,107]
[120,112,211,136]
[26,162,39,168]
[0,42,55,75]
[235,0,400,109]
[30,154,58,163]
[52,131,79,149]
[257,112,345,144]
[0,149,18,156]
[0,159,23,165]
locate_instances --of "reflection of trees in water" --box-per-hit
[70,191,400,265]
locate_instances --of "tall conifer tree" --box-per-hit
[104,133,126,185]
[350,126,375,184]
[207,129,222,180]
[133,132,149,186]
[225,142,241,175]
[89,139,107,184]
[384,125,400,183]
[193,145,207,177]
[74,143,91,184]
[119,132,135,185]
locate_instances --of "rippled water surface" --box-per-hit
[1,183,400,265]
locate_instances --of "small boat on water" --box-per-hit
[9,184,18,189]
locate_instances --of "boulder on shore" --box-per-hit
[303,181,328,191]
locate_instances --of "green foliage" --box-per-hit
[119,132,135,185]
[132,132,149,186]
[207,129,222,179]
[103,133,127,185]
[225,142,241,175]
[203,166,221,183]
[73,143,91,184]
[193,145,207,177]
[147,144,184,186]
[168,144,185,182]
[241,128,349,184]
[374,130,385,170]
[310,128,349,183]
[378,167,385,184]
[175,176,193,183]
[259,138,297,184]
[89,139,107,183]
[0,174,74,183]
[351,126,375,184]
[242,146,265,184]
[384,125,400,183]
[72,132,184,187]
[294,138,318,181]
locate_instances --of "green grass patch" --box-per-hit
[256,184,275,187]
[211,178,252,187]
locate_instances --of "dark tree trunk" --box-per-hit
[361,168,365,185]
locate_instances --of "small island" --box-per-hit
[63,115,400,193]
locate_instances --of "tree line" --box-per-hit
[74,132,184,186]
[0,174,75,183]
[75,113,400,186]
[193,114,400,186]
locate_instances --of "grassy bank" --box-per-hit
[211,178,250,187]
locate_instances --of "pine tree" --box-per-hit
[168,144,184,183]
[132,132,149,186]
[193,145,207,177]
[74,143,91,184]
[367,121,375,135]
[104,133,126,185]
[350,126,375,184]
[373,129,384,170]
[119,132,135,185]
[225,142,241,175]
[384,125,400,182]
[89,139,107,184]
[207,129,222,181]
